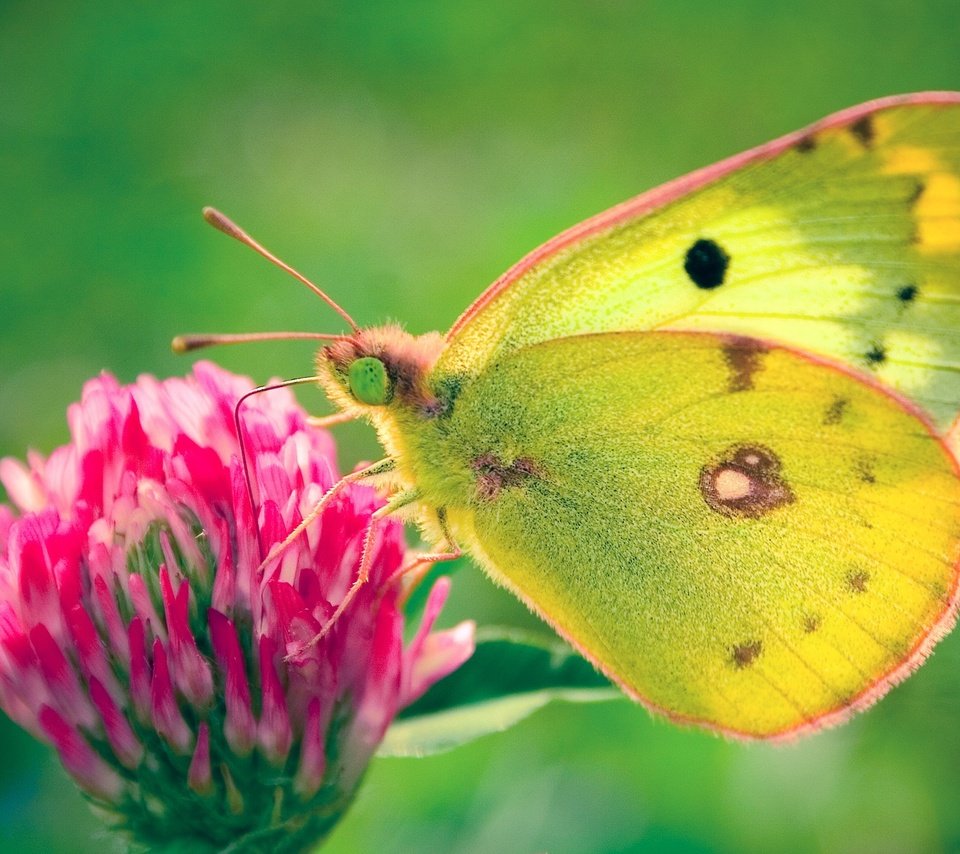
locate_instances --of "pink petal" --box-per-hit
[399,577,475,707]
[401,577,450,680]
[0,458,46,513]
[89,677,143,770]
[65,604,123,702]
[55,551,83,615]
[127,617,152,725]
[347,596,403,762]
[127,573,166,643]
[293,697,325,799]
[257,635,291,764]
[402,621,476,708]
[159,568,213,710]
[15,518,63,638]
[188,722,213,796]
[93,574,130,664]
[29,624,96,730]
[211,517,236,615]
[0,505,15,551]
[172,434,230,507]
[77,449,105,512]
[209,610,255,756]
[38,705,124,802]
[150,639,193,755]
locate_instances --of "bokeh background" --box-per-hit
[2,1,960,851]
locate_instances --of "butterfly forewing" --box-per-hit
[427,332,960,738]
[439,95,960,424]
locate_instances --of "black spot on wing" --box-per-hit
[850,116,875,148]
[865,343,887,368]
[795,135,817,153]
[897,284,918,305]
[684,239,730,289]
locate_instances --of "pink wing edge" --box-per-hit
[482,329,960,742]
[447,91,960,342]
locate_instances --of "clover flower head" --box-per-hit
[0,362,473,850]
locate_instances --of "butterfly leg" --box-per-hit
[285,487,418,661]
[306,411,357,429]
[257,456,396,577]
[394,548,462,607]
[386,508,462,604]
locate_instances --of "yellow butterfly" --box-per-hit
[178,92,960,740]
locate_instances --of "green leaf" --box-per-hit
[380,628,620,758]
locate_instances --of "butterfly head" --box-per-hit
[317,324,446,417]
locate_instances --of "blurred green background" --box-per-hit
[2,1,960,851]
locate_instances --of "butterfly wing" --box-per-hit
[438,93,960,424]
[432,331,960,738]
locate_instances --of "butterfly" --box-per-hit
[178,92,960,740]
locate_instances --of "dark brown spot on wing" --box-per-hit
[855,458,877,484]
[700,444,795,519]
[472,453,541,502]
[850,116,875,148]
[803,614,821,634]
[732,640,762,669]
[722,337,768,392]
[795,135,816,153]
[823,396,849,426]
[847,569,870,594]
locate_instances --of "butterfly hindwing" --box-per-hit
[427,332,960,738]
[439,94,960,424]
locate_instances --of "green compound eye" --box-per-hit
[348,357,392,405]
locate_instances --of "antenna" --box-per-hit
[233,376,319,561]
[172,331,345,353]
[202,207,360,333]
